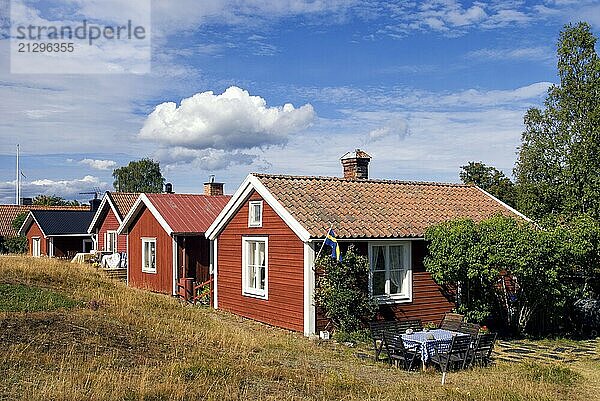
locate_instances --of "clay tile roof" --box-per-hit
[0,205,88,238]
[108,192,139,220]
[253,174,523,239]
[145,193,231,234]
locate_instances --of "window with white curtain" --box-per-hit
[242,236,268,299]
[369,242,412,302]
[142,238,156,273]
[105,230,117,253]
[248,201,263,227]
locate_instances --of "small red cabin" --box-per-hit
[87,192,138,254]
[118,190,230,295]
[19,208,96,258]
[206,150,529,336]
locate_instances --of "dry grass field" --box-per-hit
[1,256,599,401]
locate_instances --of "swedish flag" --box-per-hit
[324,229,342,262]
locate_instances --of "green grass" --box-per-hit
[0,256,598,401]
[0,283,78,312]
[521,362,582,386]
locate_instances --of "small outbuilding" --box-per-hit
[87,191,138,254]
[118,183,230,295]
[19,208,96,258]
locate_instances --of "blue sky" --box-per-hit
[1,0,599,203]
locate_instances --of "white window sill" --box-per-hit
[142,268,157,274]
[242,290,268,300]
[374,295,412,304]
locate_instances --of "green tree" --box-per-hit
[460,161,516,206]
[313,245,378,333]
[33,195,79,206]
[425,215,568,335]
[515,22,600,220]
[11,212,28,233]
[113,158,165,193]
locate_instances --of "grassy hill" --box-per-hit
[1,256,598,401]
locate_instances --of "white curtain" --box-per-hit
[389,246,404,294]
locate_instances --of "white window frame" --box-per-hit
[32,237,41,257]
[141,237,157,274]
[248,201,263,228]
[368,241,412,303]
[241,236,268,299]
[105,230,118,253]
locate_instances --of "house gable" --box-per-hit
[206,174,310,242]
[216,190,305,332]
[127,205,174,294]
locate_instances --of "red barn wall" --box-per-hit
[26,222,46,256]
[128,207,173,294]
[217,191,305,332]
[97,207,127,253]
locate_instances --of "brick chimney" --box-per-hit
[340,149,371,180]
[204,175,224,196]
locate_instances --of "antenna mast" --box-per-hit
[15,144,20,205]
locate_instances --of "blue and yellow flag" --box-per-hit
[324,229,342,262]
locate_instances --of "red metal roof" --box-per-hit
[145,193,231,234]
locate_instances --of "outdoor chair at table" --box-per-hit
[399,319,423,332]
[429,334,472,385]
[458,322,480,338]
[382,332,420,370]
[439,312,464,332]
[468,332,497,367]
[369,321,403,361]
[401,329,466,371]
[369,319,424,361]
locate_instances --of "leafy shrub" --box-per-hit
[425,215,600,334]
[313,245,377,333]
[3,236,27,254]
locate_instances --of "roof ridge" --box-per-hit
[250,173,470,188]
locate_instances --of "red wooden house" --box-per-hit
[0,204,87,247]
[206,150,529,336]
[19,207,97,258]
[87,192,138,254]
[118,184,230,295]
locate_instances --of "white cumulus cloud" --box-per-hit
[139,86,316,150]
[79,159,117,170]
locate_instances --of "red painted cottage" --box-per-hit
[118,184,230,295]
[206,150,529,336]
[19,207,97,258]
[87,192,138,254]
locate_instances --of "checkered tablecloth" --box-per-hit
[401,329,467,363]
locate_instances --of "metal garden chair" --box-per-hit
[382,332,421,370]
[429,334,472,384]
[468,332,497,367]
[439,312,464,332]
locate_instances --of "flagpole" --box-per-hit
[315,222,334,261]
[16,144,20,205]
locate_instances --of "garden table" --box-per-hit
[401,329,470,370]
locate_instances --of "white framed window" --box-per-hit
[369,242,412,303]
[142,237,157,273]
[241,236,268,299]
[248,201,263,227]
[105,230,117,253]
[32,237,41,257]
